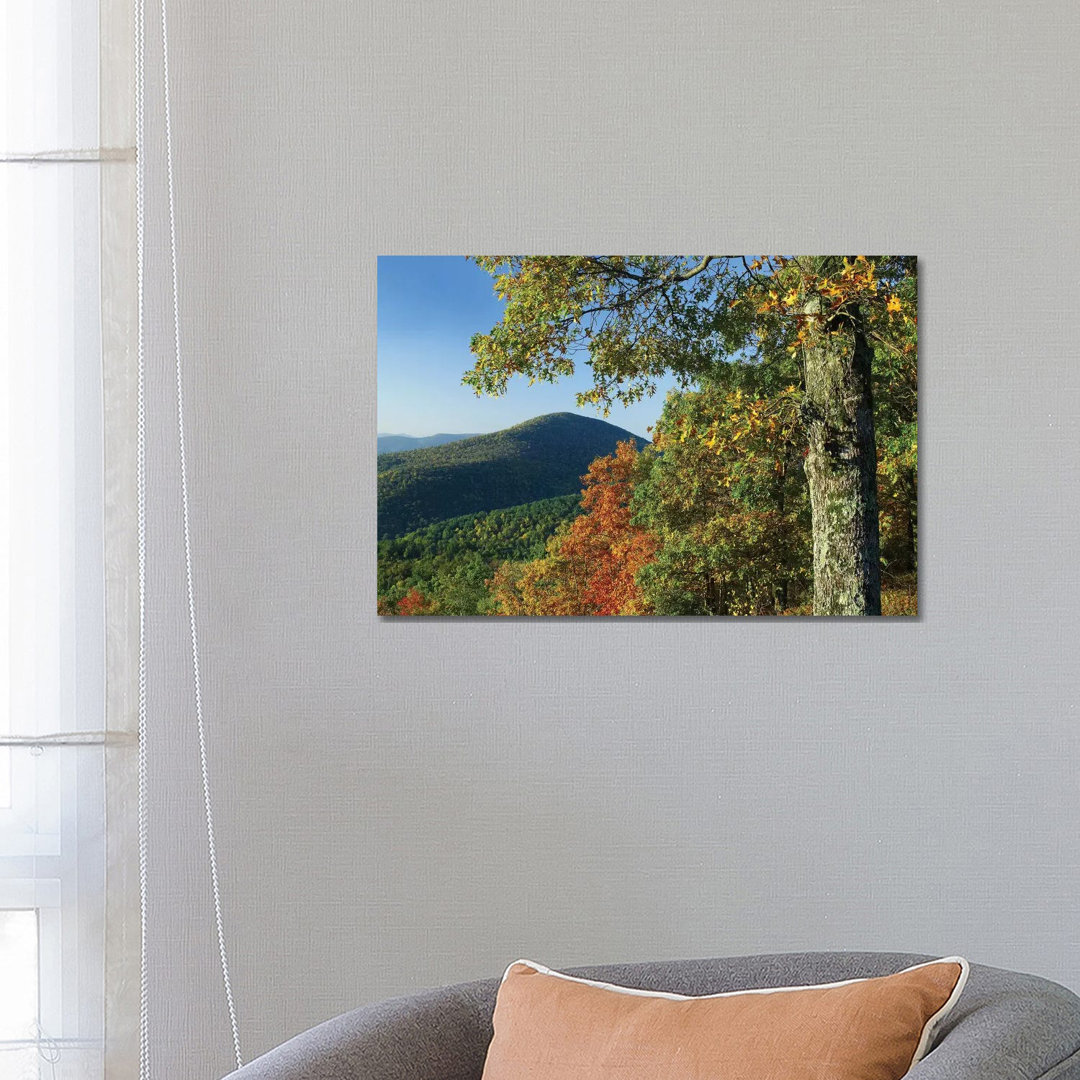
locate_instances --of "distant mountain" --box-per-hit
[377,412,648,539]
[377,432,478,454]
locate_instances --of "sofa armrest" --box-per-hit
[221,979,496,1080]
[909,967,1080,1080]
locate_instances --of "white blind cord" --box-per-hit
[134,0,151,1074]
[158,0,244,1064]
[135,0,244,1070]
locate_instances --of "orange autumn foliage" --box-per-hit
[565,441,658,614]
[395,586,433,616]
[491,441,658,616]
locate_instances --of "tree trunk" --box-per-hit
[802,302,881,615]
[773,581,788,614]
[704,574,728,616]
[773,466,788,613]
[905,468,918,571]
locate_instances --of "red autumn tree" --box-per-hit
[395,586,434,616]
[490,440,658,615]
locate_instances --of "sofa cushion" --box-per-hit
[480,956,968,1080]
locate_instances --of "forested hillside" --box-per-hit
[377,494,580,614]
[377,412,646,539]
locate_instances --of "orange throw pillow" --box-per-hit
[481,957,968,1080]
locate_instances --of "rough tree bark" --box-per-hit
[801,297,881,615]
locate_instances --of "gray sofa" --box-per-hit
[223,951,1080,1079]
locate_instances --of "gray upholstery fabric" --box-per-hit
[222,952,1080,1080]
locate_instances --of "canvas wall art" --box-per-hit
[377,256,917,617]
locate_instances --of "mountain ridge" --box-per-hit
[377,431,479,454]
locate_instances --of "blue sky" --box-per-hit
[377,256,677,439]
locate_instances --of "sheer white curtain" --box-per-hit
[1,2,137,1078]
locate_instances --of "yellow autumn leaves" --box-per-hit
[666,386,802,483]
[737,255,911,358]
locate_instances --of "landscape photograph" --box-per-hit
[377,256,917,617]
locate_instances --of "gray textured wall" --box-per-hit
[138,2,1080,1076]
